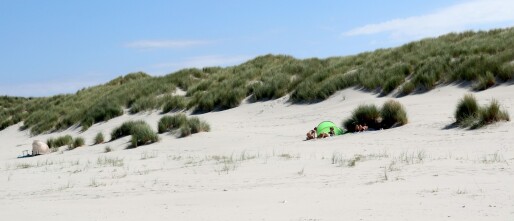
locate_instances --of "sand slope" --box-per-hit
[1,85,513,220]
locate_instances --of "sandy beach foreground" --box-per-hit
[1,85,513,220]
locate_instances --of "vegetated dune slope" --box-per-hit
[1,84,513,221]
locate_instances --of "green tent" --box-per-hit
[317,121,345,136]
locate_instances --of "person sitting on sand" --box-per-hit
[306,127,317,140]
[355,124,369,132]
[355,124,363,132]
[329,127,335,137]
[318,132,329,139]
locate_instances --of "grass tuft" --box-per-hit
[380,100,408,128]
[343,100,408,132]
[474,71,496,91]
[111,120,147,141]
[455,94,479,124]
[130,123,159,148]
[94,132,104,145]
[343,104,381,132]
[158,114,187,133]
[69,137,85,150]
[47,135,73,149]
[454,95,509,129]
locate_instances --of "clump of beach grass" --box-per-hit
[47,135,73,149]
[94,132,104,145]
[179,117,210,137]
[380,100,408,128]
[110,120,147,141]
[343,100,408,132]
[69,137,85,150]
[454,94,509,129]
[157,114,187,133]
[343,104,381,132]
[111,120,159,148]
[158,114,210,137]
[130,123,159,148]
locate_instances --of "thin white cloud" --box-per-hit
[344,0,514,39]
[125,40,210,49]
[153,55,252,71]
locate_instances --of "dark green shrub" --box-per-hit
[380,100,408,128]
[158,114,187,133]
[94,132,104,145]
[130,123,159,148]
[111,120,147,141]
[455,94,479,123]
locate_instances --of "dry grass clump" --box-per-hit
[343,100,408,132]
[455,94,510,129]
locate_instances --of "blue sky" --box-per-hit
[1,0,513,97]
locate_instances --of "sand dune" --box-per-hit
[1,85,513,220]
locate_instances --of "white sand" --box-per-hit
[1,85,513,220]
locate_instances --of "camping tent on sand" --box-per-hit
[316,121,345,136]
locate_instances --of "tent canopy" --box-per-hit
[316,121,345,136]
[32,140,51,155]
